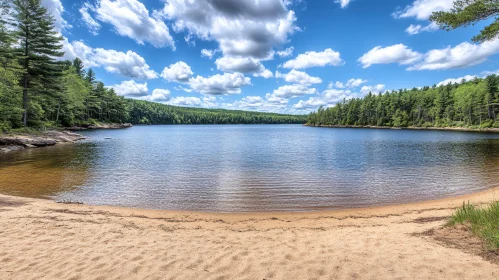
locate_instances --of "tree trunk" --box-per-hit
[22,35,29,126]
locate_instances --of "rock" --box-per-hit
[87,123,133,129]
[0,130,86,154]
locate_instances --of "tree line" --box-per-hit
[0,0,305,132]
[306,76,499,128]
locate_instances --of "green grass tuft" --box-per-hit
[449,201,499,249]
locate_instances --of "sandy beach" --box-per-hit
[1,188,498,280]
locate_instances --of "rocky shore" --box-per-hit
[66,123,133,130]
[304,124,499,133]
[0,130,86,154]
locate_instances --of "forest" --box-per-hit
[0,0,305,132]
[306,76,499,129]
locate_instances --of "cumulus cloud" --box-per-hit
[168,96,202,107]
[293,89,354,110]
[358,44,422,68]
[393,0,453,35]
[156,0,299,59]
[275,69,322,85]
[360,84,386,95]
[79,3,101,35]
[405,22,439,35]
[90,0,174,48]
[408,39,499,71]
[277,46,294,57]
[393,0,454,20]
[346,78,367,88]
[189,72,252,95]
[437,75,477,86]
[110,80,148,96]
[222,95,288,112]
[161,62,194,83]
[335,0,352,9]
[270,84,318,99]
[201,49,219,59]
[42,0,71,32]
[282,48,343,69]
[141,89,171,102]
[63,40,158,79]
[334,81,345,88]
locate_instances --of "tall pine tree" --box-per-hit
[13,0,64,126]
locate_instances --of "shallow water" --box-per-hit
[1,125,499,212]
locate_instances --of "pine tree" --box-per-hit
[85,68,95,84]
[12,0,64,126]
[430,0,499,43]
[72,57,85,77]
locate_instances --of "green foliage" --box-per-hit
[127,100,306,125]
[307,76,499,129]
[430,0,499,43]
[449,201,499,249]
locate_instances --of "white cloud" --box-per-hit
[394,0,453,35]
[93,0,174,49]
[79,3,101,35]
[189,72,252,95]
[334,81,345,88]
[223,95,288,112]
[215,56,273,78]
[360,84,386,95]
[393,0,454,20]
[201,49,219,59]
[110,80,148,96]
[282,48,344,69]
[254,69,274,79]
[277,46,294,57]
[157,0,298,59]
[335,0,352,9]
[63,40,157,79]
[270,84,318,98]
[42,0,70,32]
[292,89,354,110]
[358,44,422,68]
[168,96,203,107]
[346,78,367,88]
[437,75,477,86]
[405,22,439,35]
[161,62,194,83]
[408,39,499,70]
[275,69,322,85]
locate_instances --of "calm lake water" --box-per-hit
[1,125,499,212]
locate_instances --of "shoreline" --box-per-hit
[0,130,86,154]
[304,124,499,133]
[7,185,498,218]
[1,188,498,279]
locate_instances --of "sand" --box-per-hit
[1,189,499,280]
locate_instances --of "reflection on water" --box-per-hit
[0,144,95,198]
[1,125,499,212]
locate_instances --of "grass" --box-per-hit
[448,201,499,250]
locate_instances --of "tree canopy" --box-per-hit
[306,76,499,129]
[430,0,499,43]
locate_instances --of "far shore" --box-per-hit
[1,187,498,279]
[304,123,499,133]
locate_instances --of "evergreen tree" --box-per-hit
[72,57,85,77]
[85,68,95,84]
[12,0,64,126]
[430,0,499,43]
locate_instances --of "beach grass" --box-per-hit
[448,201,499,249]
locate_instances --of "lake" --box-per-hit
[1,125,499,212]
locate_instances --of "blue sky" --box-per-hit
[44,0,499,114]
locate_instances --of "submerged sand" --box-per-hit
[1,188,499,280]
